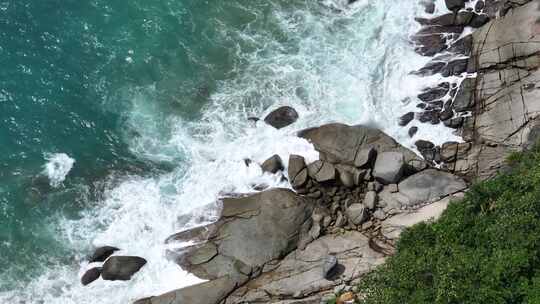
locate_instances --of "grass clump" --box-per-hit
[359,145,540,304]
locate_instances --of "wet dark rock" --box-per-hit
[408,126,419,138]
[470,13,490,28]
[415,140,435,151]
[415,140,440,163]
[418,110,440,124]
[445,0,466,11]
[415,60,446,76]
[448,35,473,55]
[89,246,120,263]
[453,78,475,112]
[475,0,485,12]
[439,108,454,122]
[418,83,449,102]
[399,112,415,126]
[456,11,475,25]
[442,58,468,77]
[413,34,448,56]
[264,106,299,129]
[81,267,102,286]
[261,155,284,174]
[101,256,147,281]
[443,117,464,128]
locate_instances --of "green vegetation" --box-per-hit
[359,146,540,304]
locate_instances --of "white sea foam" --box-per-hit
[43,153,75,188]
[1,1,463,303]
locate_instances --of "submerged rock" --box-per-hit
[264,106,299,129]
[101,256,147,281]
[89,246,120,263]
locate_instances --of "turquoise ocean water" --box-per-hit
[0,0,458,303]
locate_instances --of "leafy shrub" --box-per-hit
[359,146,540,304]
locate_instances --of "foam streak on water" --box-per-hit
[1,1,459,303]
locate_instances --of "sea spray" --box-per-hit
[1,1,460,303]
[43,153,75,188]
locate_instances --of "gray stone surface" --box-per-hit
[298,124,422,167]
[322,255,338,279]
[363,191,377,210]
[345,204,368,226]
[262,155,284,174]
[381,193,464,240]
[135,276,237,304]
[443,1,540,180]
[398,169,467,204]
[373,152,405,184]
[224,232,385,303]
[171,189,314,285]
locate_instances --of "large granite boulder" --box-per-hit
[373,152,405,184]
[101,256,147,281]
[168,189,314,285]
[398,169,467,205]
[298,123,423,170]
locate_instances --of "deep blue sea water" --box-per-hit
[0,0,458,303]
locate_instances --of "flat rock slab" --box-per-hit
[398,169,467,205]
[135,276,236,304]
[471,1,540,71]
[225,231,385,303]
[381,193,464,240]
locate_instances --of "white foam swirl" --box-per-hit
[43,153,75,188]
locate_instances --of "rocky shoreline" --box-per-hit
[80,1,540,303]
